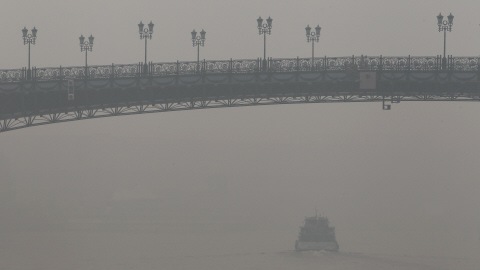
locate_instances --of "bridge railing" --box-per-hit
[449,57,480,71]
[1,56,480,83]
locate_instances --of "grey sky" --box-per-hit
[1,0,480,262]
[2,0,480,68]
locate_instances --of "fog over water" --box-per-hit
[2,0,480,269]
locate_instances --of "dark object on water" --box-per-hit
[295,215,339,252]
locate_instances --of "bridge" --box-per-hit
[1,55,480,133]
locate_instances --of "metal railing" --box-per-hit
[1,55,479,83]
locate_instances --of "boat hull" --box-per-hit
[295,240,339,252]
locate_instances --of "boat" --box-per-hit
[295,215,339,252]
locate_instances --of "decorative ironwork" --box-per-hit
[2,58,480,133]
[1,56,480,83]
[2,92,479,133]
[451,57,480,71]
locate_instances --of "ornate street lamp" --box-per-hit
[437,12,454,68]
[191,29,206,71]
[22,26,38,79]
[257,16,272,69]
[79,34,94,77]
[305,24,321,70]
[138,21,154,73]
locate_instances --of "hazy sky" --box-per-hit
[2,0,480,68]
[1,0,480,260]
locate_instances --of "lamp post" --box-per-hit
[22,26,38,79]
[79,34,94,77]
[257,16,272,70]
[138,21,154,73]
[437,12,454,69]
[191,29,206,71]
[305,24,321,70]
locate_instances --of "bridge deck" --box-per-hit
[1,56,480,132]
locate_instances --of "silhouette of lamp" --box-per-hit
[79,34,94,77]
[436,13,454,69]
[257,16,272,70]
[305,25,321,70]
[22,26,38,79]
[138,21,154,73]
[191,29,206,71]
